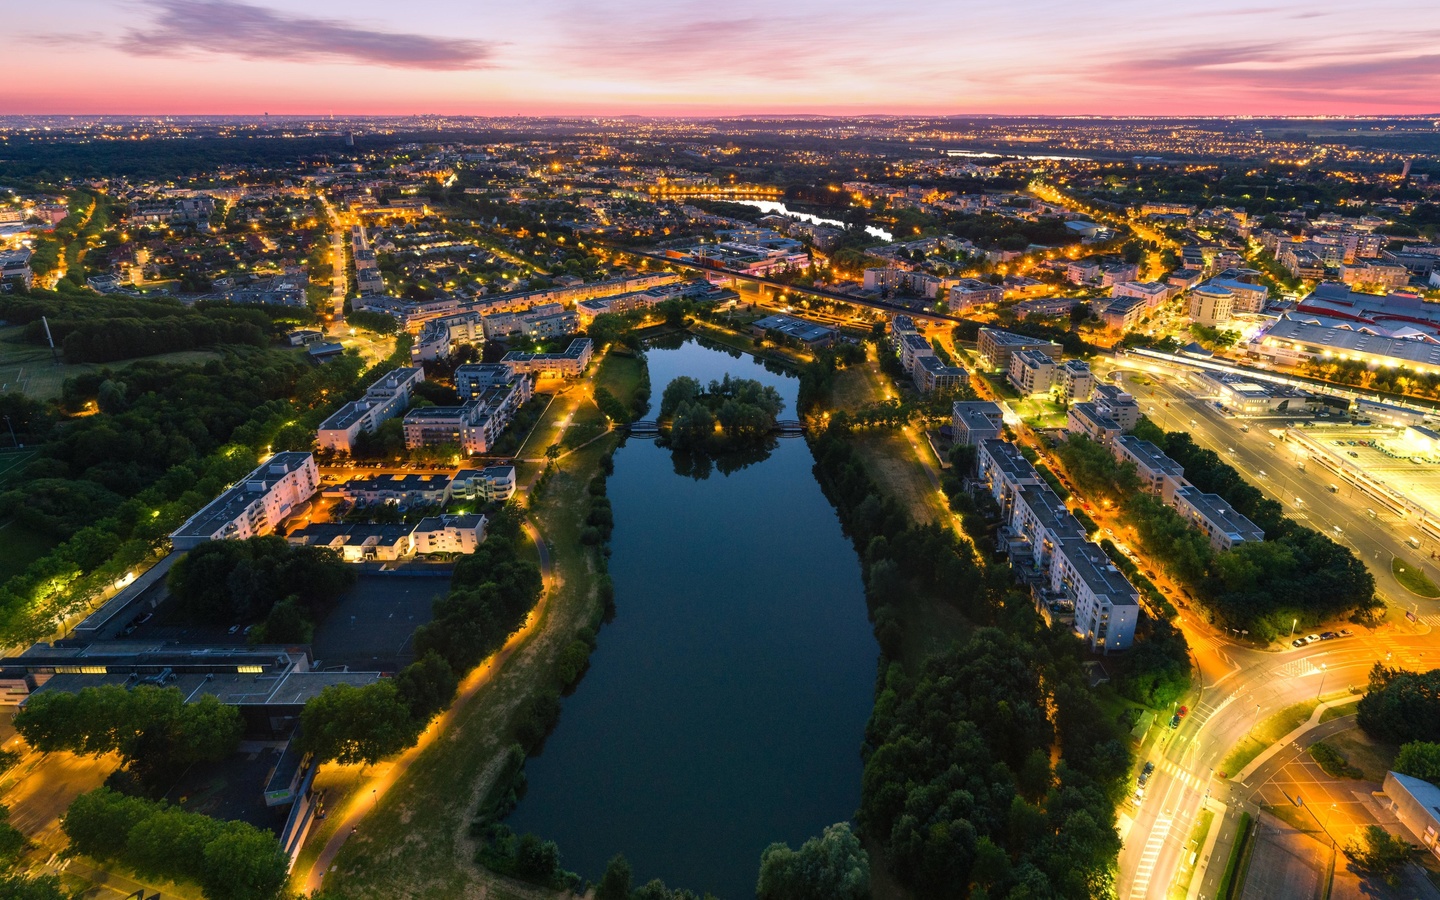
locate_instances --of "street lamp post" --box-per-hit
[1317,663,1328,701]
[1290,617,1298,638]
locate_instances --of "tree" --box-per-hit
[1395,741,1440,783]
[0,875,79,900]
[1345,825,1413,885]
[200,823,290,900]
[299,680,419,765]
[545,442,562,465]
[1358,665,1440,744]
[0,805,27,870]
[513,833,561,882]
[756,822,870,900]
[596,854,633,900]
[394,651,459,724]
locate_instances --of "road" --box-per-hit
[1092,355,1440,898]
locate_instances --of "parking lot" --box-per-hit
[310,573,449,672]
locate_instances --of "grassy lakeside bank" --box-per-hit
[308,358,635,900]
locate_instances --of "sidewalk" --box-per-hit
[1233,698,1356,784]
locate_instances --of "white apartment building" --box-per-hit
[1066,403,1123,446]
[1057,360,1095,404]
[317,366,426,454]
[1113,435,1188,501]
[1092,384,1140,431]
[1111,281,1174,308]
[403,374,532,455]
[947,278,1004,312]
[952,401,1005,446]
[1008,348,1058,396]
[500,338,594,379]
[450,466,518,502]
[1189,284,1235,326]
[1171,485,1265,550]
[171,452,319,550]
[413,515,489,555]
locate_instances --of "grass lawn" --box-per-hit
[0,326,228,401]
[0,520,57,582]
[1319,699,1361,724]
[312,405,619,900]
[593,351,644,406]
[1320,727,1396,783]
[1392,557,1440,598]
[1012,396,1068,429]
[1221,701,1319,777]
[849,430,947,526]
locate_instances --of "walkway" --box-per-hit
[301,517,555,893]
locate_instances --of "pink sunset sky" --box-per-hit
[6,0,1439,116]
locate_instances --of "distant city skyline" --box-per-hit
[8,0,1440,116]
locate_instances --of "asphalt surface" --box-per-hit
[1092,356,1440,899]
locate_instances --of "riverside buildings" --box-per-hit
[976,439,1138,652]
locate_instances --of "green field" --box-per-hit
[1221,700,1319,777]
[1392,557,1440,598]
[0,326,225,401]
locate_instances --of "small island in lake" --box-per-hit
[658,374,785,451]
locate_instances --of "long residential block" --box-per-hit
[171,452,318,550]
[317,366,425,454]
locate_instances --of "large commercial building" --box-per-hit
[976,328,1061,372]
[1253,316,1440,373]
[976,440,1138,652]
[1382,771,1440,860]
[316,367,425,454]
[751,314,838,348]
[170,453,318,550]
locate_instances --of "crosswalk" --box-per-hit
[1275,659,1322,678]
[1129,815,1173,900]
[1418,614,1440,626]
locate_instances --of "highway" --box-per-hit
[1093,355,1440,898]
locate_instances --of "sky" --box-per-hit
[6,0,1440,116]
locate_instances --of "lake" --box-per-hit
[506,338,876,899]
[719,199,894,243]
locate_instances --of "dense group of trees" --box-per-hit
[756,822,870,900]
[807,423,1128,896]
[62,788,287,900]
[1357,664,1440,744]
[659,374,785,451]
[166,536,355,637]
[1053,430,1376,638]
[15,685,241,792]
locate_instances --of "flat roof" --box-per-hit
[917,355,964,376]
[954,401,1004,430]
[1061,538,1139,605]
[979,327,1058,347]
[1071,402,1121,431]
[1174,486,1265,539]
[171,453,312,542]
[982,439,1040,484]
[1116,435,1185,477]
[1264,316,1440,368]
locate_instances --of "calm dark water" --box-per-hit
[505,339,876,899]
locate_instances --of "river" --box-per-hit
[505,338,876,899]
[720,199,893,243]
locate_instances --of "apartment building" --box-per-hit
[1057,360,1095,404]
[1097,295,1147,333]
[914,354,967,393]
[952,401,1005,446]
[1206,270,1270,314]
[1110,281,1173,307]
[1008,348,1058,396]
[1066,403,1123,446]
[946,278,1004,311]
[316,366,425,454]
[975,439,1138,652]
[450,466,518,502]
[500,338,595,379]
[403,374,532,455]
[976,328,1061,371]
[321,473,451,507]
[899,332,936,373]
[1113,435,1188,501]
[1189,284,1234,326]
[171,453,319,550]
[1171,486,1265,550]
[1092,383,1140,431]
[412,515,489,555]
[481,303,578,340]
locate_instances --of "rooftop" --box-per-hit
[1174,486,1265,540]
[171,453,313,542]
[1116,435,1185,477]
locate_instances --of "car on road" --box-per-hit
[1142,761,1155,775]
[1320,631,1339,640]
[1169,713,1181,729]
[1328,484,1339,493]
[1178,705,1189,718]
[1340,628,1353,637]
[227,624,241,635]
[1292,638,1307,648]
[1304,633,1321,644]
[1348,451,1359,458]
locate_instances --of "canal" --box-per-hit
[506,338,876,899]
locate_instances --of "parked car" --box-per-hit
[227,624,241,635]
[1142,761,1155,775]
[1320,631,1339,640]
[1292,638,1307,648]
[1178,705,1189,718]
[1169,714,1181,729]
[1304,634,1321,644]
[1340,628,1353,637]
